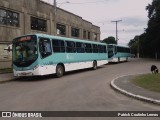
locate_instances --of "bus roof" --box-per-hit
[107,44,129,48]
[14,33,105,45]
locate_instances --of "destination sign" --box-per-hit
[17,36,31,42]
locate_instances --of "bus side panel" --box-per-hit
[37,65,56,76]
[38,52,108,74]
[112,52,131,62]
[64,61,92,71]
[64,59,108,72]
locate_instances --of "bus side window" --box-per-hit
[76,42,85,53]
[52,39,65,53]
[66,41,76,53]
[39,38,52,58]
[84,43,92,53]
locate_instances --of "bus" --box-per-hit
[107,44,131,62]
[12,34,108,77]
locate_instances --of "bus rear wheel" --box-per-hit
[56,65,64,78]
[93,61,97,70]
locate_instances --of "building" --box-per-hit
[0,0,100,68]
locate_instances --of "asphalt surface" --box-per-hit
[0,58,160,120]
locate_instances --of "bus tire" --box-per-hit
[93,61,97,70]
[56,65,64,78]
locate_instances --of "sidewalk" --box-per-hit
[0,73,15,82]
[111,74,160,105]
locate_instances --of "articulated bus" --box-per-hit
[107,44,131,63]
[12,34,108,77]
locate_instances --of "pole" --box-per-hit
[54,0,56,35]
[111,20,122,44]
[54,0,56,16]
[138,36,139,58]
[116,22,118,44]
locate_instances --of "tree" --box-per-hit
[145,0,160,58]
[102,36,117,44]
[129,0,160,58]
[128,36,139,57]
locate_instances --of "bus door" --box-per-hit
[39,38,52,58]
[108,45,114,58]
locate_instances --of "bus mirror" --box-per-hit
[4,44,12,52]
[4,46,11,52]
[8,46,11,52]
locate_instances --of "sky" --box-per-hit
[43,0,152,45]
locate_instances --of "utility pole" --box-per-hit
[111,20,122,44]
[54,0,56,16]
[54,0,57,35]
[137,36,140,58]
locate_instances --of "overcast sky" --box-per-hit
[43,0,152,45]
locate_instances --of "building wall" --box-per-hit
[0,0,100,68]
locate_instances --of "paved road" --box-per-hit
[0,58,160,113]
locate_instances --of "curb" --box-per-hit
[0,73,15,83]
[110,74,160,105]
[0,79,14,83]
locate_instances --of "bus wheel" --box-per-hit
[56,65,64,78]
[93,61,97,70]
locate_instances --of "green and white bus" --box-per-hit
[107,44,131,62]
[12,34,108,77]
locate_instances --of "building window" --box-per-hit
[71,27,79,38]
[0,9,19,27]
[93,33,97,40]
[83,30,86,39]
[31,17,47,32]
[56,23,66,36]
[88,31,90,40]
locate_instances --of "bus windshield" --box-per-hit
[13,35,38,67]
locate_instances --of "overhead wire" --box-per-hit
[67,0,108,5]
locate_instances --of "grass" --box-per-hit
[131,74,160,93]
[0,68,12,74]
